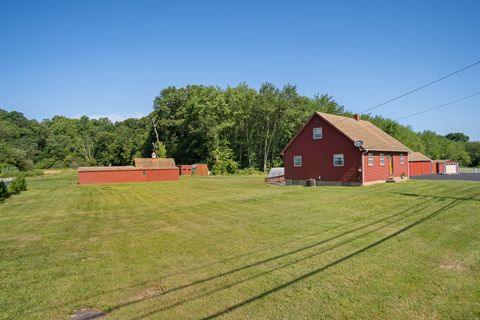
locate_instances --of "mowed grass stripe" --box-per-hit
[0,172,479,319]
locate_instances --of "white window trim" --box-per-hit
[333,154,344,167]
[313,127,323,140]
[293,155,302,167]
[368,153,374,166]
[400,153,405,165]
[379,153,385,166]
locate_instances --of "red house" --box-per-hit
[283,112,411,186]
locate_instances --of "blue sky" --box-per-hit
[1,0,479,140]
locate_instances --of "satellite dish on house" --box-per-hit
[354,140,363,147]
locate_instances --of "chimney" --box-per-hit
[354,114,360,121]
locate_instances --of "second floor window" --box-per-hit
[313,127,323,140]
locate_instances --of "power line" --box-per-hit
[331,59,480,125]
[396,90,480,121]
[360,60,480,114]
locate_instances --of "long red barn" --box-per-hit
[78,158,179,184]
[282,112,411,186]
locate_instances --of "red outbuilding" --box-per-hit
[78,158,179,184]
[177,164,209,176]
[178,165,193,176]
[433,160,459,175]
[408,152,432,176]
[282,112,411,186]
[192,164,209,176]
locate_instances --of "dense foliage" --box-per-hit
[0,175,27,201]
[7,175,27,195]
[0,181,8,200]
[1,83,479,173]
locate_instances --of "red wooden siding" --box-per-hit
[363,152,409,182]
[178,165,193,175]
[283,115,362,183]
[194,164,209,176]
[409,161,432,176]
[433,161,459,174]
[79,168,179,184]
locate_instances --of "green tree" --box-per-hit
[446,132,470,143]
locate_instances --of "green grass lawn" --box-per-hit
[1,171,479,319]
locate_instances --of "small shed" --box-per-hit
[433,160,459,175]
[268,167,285,178]
[265,167,285,185]
[178,165,193,176]
[192,164,209,176]
[408,152,432,176]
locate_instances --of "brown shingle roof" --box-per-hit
[134,158,177,169]
[78,158,178,172]
[78,166,135,172]
[409,152,432,162]
[316,112,411,152]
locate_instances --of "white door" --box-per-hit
[445,163,457,174]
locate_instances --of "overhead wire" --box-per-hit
[396,90,480,121]
[331,60,480,125]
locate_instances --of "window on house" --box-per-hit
[380,153,385,166]
[313,127,323,140]
[333,154,344,166]
[368,153,374,166]
[294,155,302,167]
[400,153,405,165]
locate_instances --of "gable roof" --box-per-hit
[283,112,411,154]
[433,159,457,163]
[409,152,432,162]
[134,158,177,169]
[316,112,411,152]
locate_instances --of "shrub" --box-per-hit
[34,158,56,169]
[236,167,264,176]
[29,169,44,177]
[0,164,19,178]
[7,175,27,195]
[212,159,239,175]
[211,145,239,175]
[0,182,9,200]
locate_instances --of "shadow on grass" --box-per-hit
[35,185,480,319]
[102,197,439,318]
[392,192,480,202]
[126,187,480,319]
[199,198,462,320]
[35,194,436,315]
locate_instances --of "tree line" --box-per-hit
[1,83,479,173]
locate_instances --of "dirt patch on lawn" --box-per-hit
[44,170,61,174]
[438,257,467,271]
[70,308,105,320]
[131,284,166,301]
